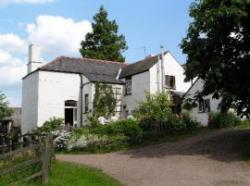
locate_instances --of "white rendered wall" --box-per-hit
[22,72,39,134]
[37,71,82,128]
[150,52,192,94]
[184,78,221,126]
[82,82,94,124]
[123,71,150,113]
[123,52,190,114]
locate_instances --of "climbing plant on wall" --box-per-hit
[93,83,116,118]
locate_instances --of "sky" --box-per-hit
[0,0,193,107]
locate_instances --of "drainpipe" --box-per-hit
[79,74,83,127]
[160,46,165,91]
[157,56,160,92]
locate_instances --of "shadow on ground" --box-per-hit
[121,129,250,162]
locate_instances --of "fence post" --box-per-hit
[41,136,50,184]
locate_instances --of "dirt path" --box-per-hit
[57,129,250,186]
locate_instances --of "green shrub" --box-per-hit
[84,134,128,153]
[134,91,176,132]
[208,112,241,128]
[37,117,63,133]
[87,119,143,144]
[104,119,143,143]
[180,112,201,129]
[87,115,100,127]
[67,132,128,153]
[237,119,250,129]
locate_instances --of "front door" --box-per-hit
[65,108,73,126]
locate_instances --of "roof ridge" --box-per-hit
[130,50,169,65]
[59,56,127,65]
[81,57,127,65]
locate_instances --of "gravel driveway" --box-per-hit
[57,129,250,186]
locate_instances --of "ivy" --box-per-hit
[93,83,116,118]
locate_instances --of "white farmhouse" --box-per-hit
[183,78,221,126]
[22,45,191,134]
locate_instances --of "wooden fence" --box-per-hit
[0,134,54,185]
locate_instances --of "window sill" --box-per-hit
[198,111,210,113]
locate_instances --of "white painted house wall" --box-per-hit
[124,52,191,114]
[22,71,93,134]
[123,71,150,113]
[163,53,191,92]
[149,53,191,94]
[37,71,82,128]
[22,71,39,134]
[184,78,221,126]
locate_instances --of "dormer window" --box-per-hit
[125,77,132,95]
[165,75,176,89]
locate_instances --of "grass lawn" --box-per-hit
[1,161,122,186]
[47,161,122,186]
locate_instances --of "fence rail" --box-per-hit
[0,134,54,185]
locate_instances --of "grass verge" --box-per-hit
[1,161,122,186]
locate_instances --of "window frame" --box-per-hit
[165,75,176,89]
[125,77,132,96]
[198,99,211,113]
[84,94,89,113]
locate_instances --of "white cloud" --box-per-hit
[0,33,26,54]
[0,49,26,87]
[0,15,91,87]
[0,15,91,107]
[0,34,26,88]
[0,0,54,5]
[26,15,92,59]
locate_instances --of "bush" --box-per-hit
[53,130,72,151]
[239,119,250,128]
[180,112,201,129]
[208,112,241,128]
[103,119,143,143]
[87,119,143,144]
[37,117,64,133]
[63,119,142,152]
[67,132,128,153]
[134,91,175,132]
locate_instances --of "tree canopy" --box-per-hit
[181,0,250,118]
[0,92,12,119]
[80,6,128,62]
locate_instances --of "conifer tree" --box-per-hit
[80,6,128,62]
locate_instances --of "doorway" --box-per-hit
[64,100,77,126]
[65,108,73,126]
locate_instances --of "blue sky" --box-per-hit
[0,0,193,106]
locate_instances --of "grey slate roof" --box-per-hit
[39,57,127,84]
[120,52,168,78]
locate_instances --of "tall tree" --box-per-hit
[181,0,250,118]
[0,92,12,119]
[80,6,128,62]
